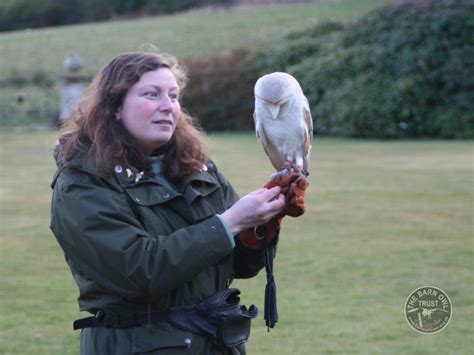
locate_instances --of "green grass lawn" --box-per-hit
[0,131,472,354]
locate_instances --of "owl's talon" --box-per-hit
[270,170,284,180]
[271,165,309,182]
[271,168,288,180]
[288,165,303,175]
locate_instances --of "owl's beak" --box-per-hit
[268,104,280,120]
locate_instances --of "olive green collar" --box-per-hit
[57,150,220,205]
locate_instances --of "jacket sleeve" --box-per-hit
[50,170,234,300]
[213,170,269,279]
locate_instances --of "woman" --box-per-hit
[50,51,286,354]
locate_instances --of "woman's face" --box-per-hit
[116,67,181,155]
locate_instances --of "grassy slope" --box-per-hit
[0,0,390,81]
[0,0,391,127]
[0,132,472,354]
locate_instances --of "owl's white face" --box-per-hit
[266,102,281,120]
[255,72,296,103]
[255,83,291,105]
[256,96,289,120]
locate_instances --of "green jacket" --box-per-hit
[50,152,267,354]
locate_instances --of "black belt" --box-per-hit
[73,309,168,330]
[73,288,258,349]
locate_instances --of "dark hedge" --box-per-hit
[0,0,233,32]
[249,0,474,138]
[182,49,256,131]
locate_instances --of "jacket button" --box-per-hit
[162,193,170,199]
[134,197,140,202]
[184,338,192,346]
[210,225,217,231]
[114,165,123,173]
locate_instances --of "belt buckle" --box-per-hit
[94,310,104,320]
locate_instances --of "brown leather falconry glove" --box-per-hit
[238,171,309,249]
[264,171,309,217]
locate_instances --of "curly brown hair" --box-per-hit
[57,51,208,181]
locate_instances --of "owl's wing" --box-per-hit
[254,112,286,171]
[301,95,313,172]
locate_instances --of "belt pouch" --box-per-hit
[218,304,257,348]
[167,288,258,348]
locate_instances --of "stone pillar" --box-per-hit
[59,54,90,124]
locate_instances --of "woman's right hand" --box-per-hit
[219,186,285,235]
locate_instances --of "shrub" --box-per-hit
[144,0,234,14]
[0,0,112,31]
[182,49,256,131]
[249,0,474,138]
[0,0,59,31]
[60,0,112,23]
[107,0,148,14]
[0,0,233,31]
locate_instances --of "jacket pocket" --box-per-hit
[186,182,227,223]
[131,323,193,354]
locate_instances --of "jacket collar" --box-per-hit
[56,151,220,205]
[116,162,220,205]
[51,149,109,188]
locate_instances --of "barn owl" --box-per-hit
[254,72,313,175]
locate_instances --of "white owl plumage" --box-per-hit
[253,72,313,175]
